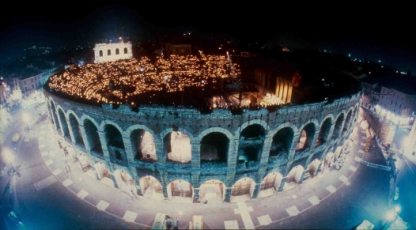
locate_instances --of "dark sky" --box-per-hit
[1,1,415,72]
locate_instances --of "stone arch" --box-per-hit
[115,48,120,55]
[261,171,283,192]
[82,117,103,155]
[296,121,317,151]
[167,179,193,200]
[200,132,229,163]
[307,158,322,176]
[124,47,128,54]
[332,112,345,139]
[57,107,70,139]
[99,50,103,57]
[94,162,115,187]
[235,119,268,137]
[113,169,135,194]
[238,124,266,165]
[162,127,192,163]
[103,123,126,162]
[200,179,226,203]
[67,111,85,148]
[269,124,295,162]
[139,175,163,200]
[231,177,256,200]
[317,115,333,146]
[286,165,305,183]
[107,49,111,56]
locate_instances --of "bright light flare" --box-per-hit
[2,147,15,164]
[394,204,401,213]
[385,210,397,221]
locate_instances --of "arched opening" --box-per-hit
[231,177,256,202]
[343,110,352,134]
[130,129,157,162]
[140,176,163,200]
[124,47,128,54]
[99,50,103,57]
[200,180,225,203]
[200,132,229,164]
[296,123,315,151]
[167,179,193,201]
[269,127,294,163]
[107,49,111,55]
[83,119,103,155]
[238,124,265,166]
[68,113,85,148]
[307,159,322,177]
[115,48,120,55]
[50,102,61,132]
[58,109,71,140]
[317,118,332,146]
[259,172,283,197]
[104,124,126,163]
[332,114,345,139]
[164,131,191,163]
[94,162,114,187]
[114,169,135,194]
[286,165,304,184]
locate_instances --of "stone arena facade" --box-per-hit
[44,90,361,203]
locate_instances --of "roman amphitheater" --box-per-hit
[43,41,361,203]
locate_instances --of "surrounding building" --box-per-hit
[13,67,60,96]
[93,41,133,63]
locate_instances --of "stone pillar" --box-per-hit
[327,121,336,141]
[226,138,238,186]
[191,171,200,203]
[191,139,201,169]
[258,133,273,177]
[56,111,65,137]
[79,124,92,154]
[98,130,110,160]
[155,137,165,164]
[278,178,287,192]
[310,129,321,151]
[108,164,119,188]
[287,133,300,164]
[251,183,261,198]
[159,170,169,199]
[128,166,142,196]
[122,134,135,163]
[224,187,232,202]
[66,117,76,144]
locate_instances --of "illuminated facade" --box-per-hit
[93,41,133,63]
[44,89,360,202]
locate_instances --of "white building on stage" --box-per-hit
[93,41,133,63]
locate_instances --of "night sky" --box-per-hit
[1,1,415,72]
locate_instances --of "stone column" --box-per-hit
[224,187,232,202]
[79,124,92,154]
[287,133,300,164]
[258,133,272,174]
[122,134,135,163]
[155,137,165,164]
[128,166,142,196]
[98,130,110,160]
[191,170,200,203]
[66,117,76,144]
[191,139,201,169]
[251,183,261,199]
[278,177,287,192]
[226,138,238,186]
[159,170,169,199]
